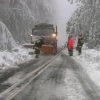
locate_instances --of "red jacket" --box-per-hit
[67,37,74,49]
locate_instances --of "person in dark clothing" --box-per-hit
[76,34,84,55]
[34,36,45,58]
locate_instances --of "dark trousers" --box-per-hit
[34,48,40,54]
[68,49,73,56]
[34,47,40,58]
[77,46,82,54]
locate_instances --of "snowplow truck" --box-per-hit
[32,23,57,54]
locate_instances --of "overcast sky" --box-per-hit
[56,0,78,44]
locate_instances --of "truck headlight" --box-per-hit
[52,33,56,37]
[30,34,33,37]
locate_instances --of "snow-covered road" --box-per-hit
[0,46,100,100]
[8,52,87,100]
[0,49,99,100]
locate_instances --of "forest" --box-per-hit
[66,0,100,48]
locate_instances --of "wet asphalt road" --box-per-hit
[1,47,100,100]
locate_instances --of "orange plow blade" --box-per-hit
[41,45,55,54]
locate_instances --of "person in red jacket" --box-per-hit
[67,34,74,56]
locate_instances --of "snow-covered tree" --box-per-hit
[0,21,15,51]
[24,0,57,24]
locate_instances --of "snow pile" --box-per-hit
[73,46,100,87]
[0,46,34,71]
[76,49,100,64]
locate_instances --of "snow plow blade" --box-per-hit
[41,45,56,54]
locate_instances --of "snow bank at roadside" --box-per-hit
[73,46,100,88]
[0,45,34,71]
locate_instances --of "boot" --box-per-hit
[35,54,39,58]
[69,54,73,56]
[78,53,81,55]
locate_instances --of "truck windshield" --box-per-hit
[32,28,54,36]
